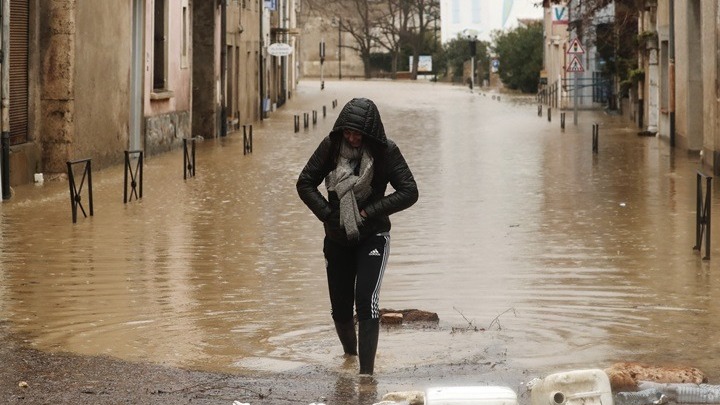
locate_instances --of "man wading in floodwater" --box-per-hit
[296,98,418,375]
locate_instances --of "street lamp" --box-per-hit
[332,17,342,80]
[319,39,325,90]
[462,28,480,90]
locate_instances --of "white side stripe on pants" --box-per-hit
[370,234,390,319]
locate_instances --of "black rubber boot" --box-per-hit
[334,320,357,355]
[358,319,379,375]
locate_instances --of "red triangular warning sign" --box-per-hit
[566,55,584,73]
[567,38,585,54]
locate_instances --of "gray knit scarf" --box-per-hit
[325,140,374,239]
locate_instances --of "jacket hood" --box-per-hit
[330,98,388,146]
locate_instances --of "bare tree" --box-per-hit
[402,0,440,79]
[375,0,412,78]
[339,1,384,78]
[300,0,438,79]
[301,0,387,79]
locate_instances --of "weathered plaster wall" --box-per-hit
[192,0,218,139]
[227,2,261,126]
[672,0,703,151]
[74,0,132,168]
[298,15,364,79]
[685,0,702,151]
[656,0,669,140]
[700,1,717,170]
[145,110,189,155]
[39,0,76,174]
[542,5,569,103]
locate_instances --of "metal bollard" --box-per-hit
[592,124,599,153]
[694,171,713,260]
[323,106,327,117]
[312,110,317,125]
[294,115,300,133]
[67,158,94,223]
[561,112,566,130]
[123,150,143,203]
[538,104,542,117]
[547,107,552,122]
[304,113,309,128]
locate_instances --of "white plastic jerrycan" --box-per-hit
[530,369,613,405]
[425,385,518,405]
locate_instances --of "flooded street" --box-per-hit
[1,79,719,392]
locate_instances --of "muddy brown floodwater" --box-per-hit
[1,79,719,404]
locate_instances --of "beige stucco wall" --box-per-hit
[192,1,219,139]
[38,0,134,174]
[542,5,569,94]
[653,0,720,167]
[714,4,720,173]
[38,0,75,174]
[73,1,133,168]
[701,2,717,164]
[672,0,704,151]
[298,15,367,79]
[672,1,687,149]
[227,2,261,125]
[34,0,194,176]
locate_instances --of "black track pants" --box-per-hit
[323,233,390,323]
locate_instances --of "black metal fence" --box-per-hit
[243,125,253,155]
[537,75,611,108]
[694,171,712,260]
[67,158,94,223]
[124,150,143,203]
[183,138,196,179]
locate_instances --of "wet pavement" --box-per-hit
[1,79,719,404]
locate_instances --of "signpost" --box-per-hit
[552,4,569,25]
[566,38,585,125]
[267,43,293,57]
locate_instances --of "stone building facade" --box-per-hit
[543,0,720,176]
[0,0,291,191]
[639,1,720,172]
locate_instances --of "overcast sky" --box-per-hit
[441,0,544,43]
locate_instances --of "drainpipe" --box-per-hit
[669,0,675,147]
[259,3,265,121]
[338,18,342,80]
[220,0,227,137]
[1,0,10,200]
[281,0,287,104]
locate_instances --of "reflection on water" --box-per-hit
[1,81,719,381]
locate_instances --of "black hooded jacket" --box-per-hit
[296,98,418,245]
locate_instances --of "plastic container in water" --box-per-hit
[424,386,518,405]
[529,369,613,405]
[614,388,666,405]
[637,381,720,404]
[675,384,720,403]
